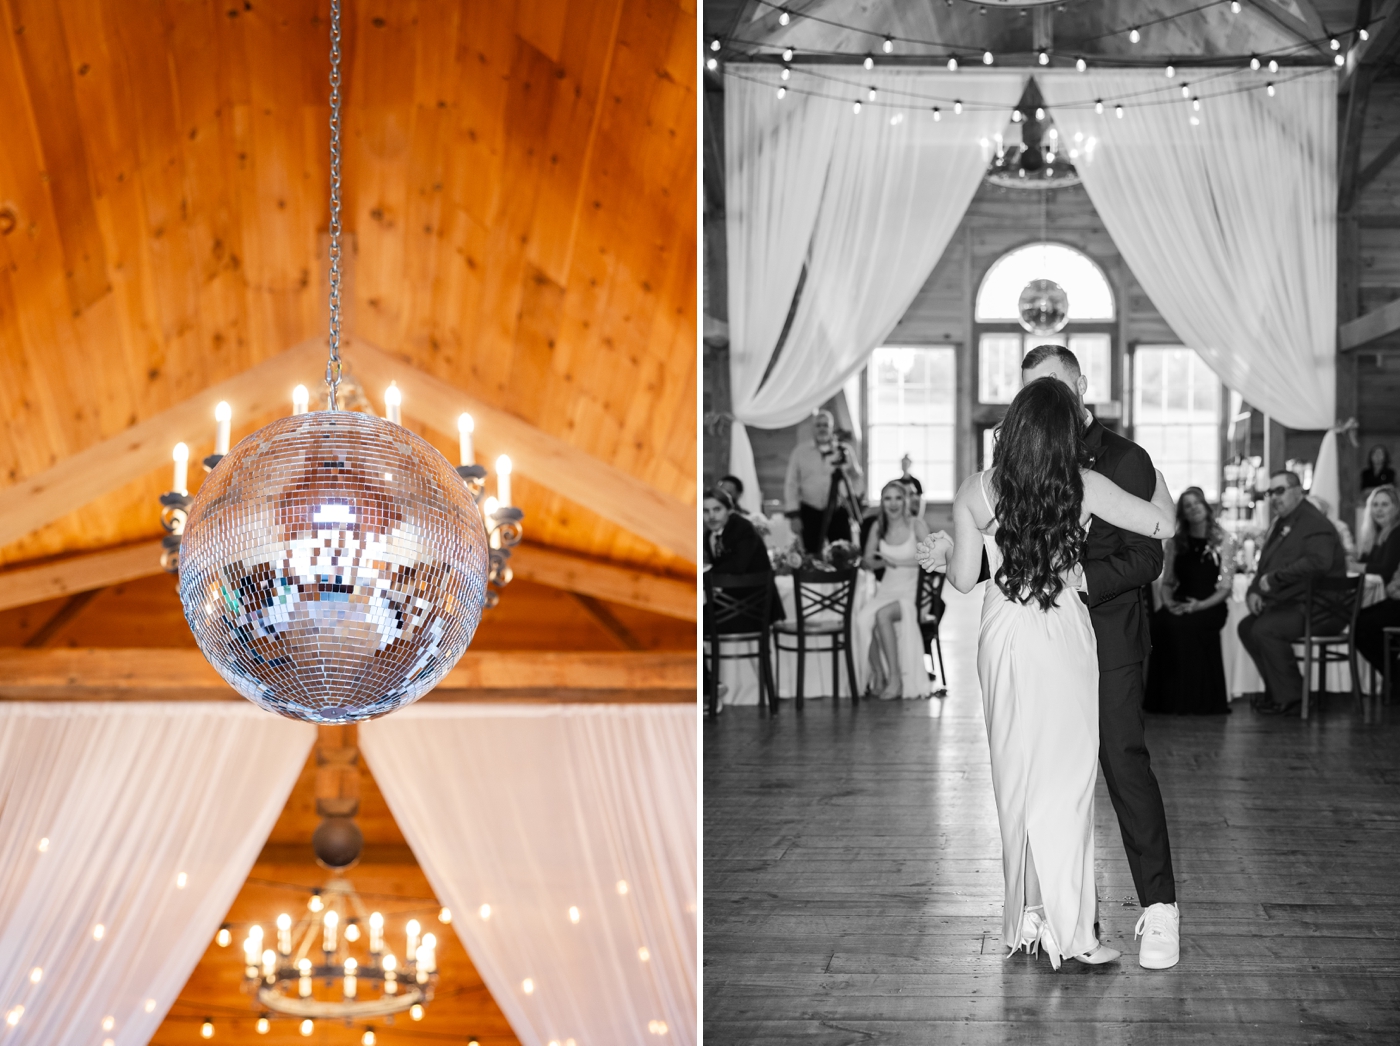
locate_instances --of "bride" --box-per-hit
[919,377,1175,968]
[852,480,931,700]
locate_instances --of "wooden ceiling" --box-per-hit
[0,0,697,579]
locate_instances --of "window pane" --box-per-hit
[1068,334,1112,403]
[979,334,1023,404]
[868,346,958,500]
[1133,347,1222,501]
[976,243,1116,321]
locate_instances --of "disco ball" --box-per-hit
[177,410,489,723]
[1018,278,1070,334]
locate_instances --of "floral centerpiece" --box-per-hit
[771,538,861,575]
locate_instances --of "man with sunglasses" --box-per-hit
[1237,470,1348,716]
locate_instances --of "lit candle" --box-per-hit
[262,949,276,980]
[405,919,420,962]
[344,957,357,999]
[323,909,338,952]
[496,455,512,507]
[292,385,309,414]
[369,911,383,953]
[458,413,474,465]
[298,958,312,998]
[384,383,402,425]
[214,401,232,455]
[172,443,189,495]
[277,913,292,955]
[419,933,436,973]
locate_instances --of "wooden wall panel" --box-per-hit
[0,0,696,582]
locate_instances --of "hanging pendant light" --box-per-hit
[175,0,488,723]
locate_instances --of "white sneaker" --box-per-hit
[1134,902,1180,969]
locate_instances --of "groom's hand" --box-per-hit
[916,531,952,572]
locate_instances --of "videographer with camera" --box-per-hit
[783,409,864,556]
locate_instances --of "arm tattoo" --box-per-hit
[1153,522,1161,536]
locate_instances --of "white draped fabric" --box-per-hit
[0,704,313,1044]
[1311,428,1340,518]
[1039,70,1337,429]
[724,68,1027,483]
[360,704,697,1046]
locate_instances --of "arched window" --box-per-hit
[976,242,1116,322]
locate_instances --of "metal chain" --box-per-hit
[325,0,344,410]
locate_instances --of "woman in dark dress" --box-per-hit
[1145,487,1235,715]
[1360,444,1396,494]
[1355,485,1400,678]
[703,487,782,634]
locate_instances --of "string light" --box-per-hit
[1268,59,1278,72]
[1095,99,1104,114]
[1330,37,1340,50]
[932,106,941,120]
[1165,64,1175,77]
[1266,82,1275,96]
[983,50,994,64]
[954,99,963,114]
[882,36,894,53]
[867,86,877,100]
[782,47,794,61]
[863,55,874,70]
[1360,28,1370,41]
[1076,57,1087,72]
[1181,83,1191,97]
[1192,96,1201,111]
[852,100,861,114]
[1129,27,1141,43]
[1035,106,1045,120]
[300,1019,314,1036]
[780,66,790,80]
[1231,0,1241,10]
[709,39,720,52]
[947,57,958,71]
[258,1017,270,1034]
[1250,55,1260,70]
[1011,108,1023,122]
[1038,50,1049,65]
[776,86,786,98]
[1115,104,1124,118]
[705,57,717,71]
[201,1019,214,1039]
[777,8,790,25]
[1335,53,1345,66]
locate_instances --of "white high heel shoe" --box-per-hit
[1007,905,1047,958]
[1032,914,1122,970]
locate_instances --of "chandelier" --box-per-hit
[155,0,522,723]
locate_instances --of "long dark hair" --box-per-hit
[991,377,1092,611]
[1174,486,1222,544]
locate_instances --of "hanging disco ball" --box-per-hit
[177,410,489,723]
[1018,278,1070,334]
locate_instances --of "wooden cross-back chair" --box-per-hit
[772,568,859,711]
[703,571,777,718]
[1297,575,1366,721]
[915,567,948,695]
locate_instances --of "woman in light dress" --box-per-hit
[919,378,1175,969]
[852,481,930,700]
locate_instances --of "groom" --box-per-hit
[1020,344,1180,970]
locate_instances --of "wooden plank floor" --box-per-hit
[703,582,1400,1044]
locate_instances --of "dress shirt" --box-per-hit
[784,440,863,512]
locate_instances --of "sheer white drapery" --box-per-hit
[360,704,696,1046]
[724,68,1026,485]
[1039,70,1336,429]
[1310,428,1340,519]
[0,704,313,1044]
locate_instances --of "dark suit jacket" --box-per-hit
[1248,498,1347,609]
[1082,421,1165,671]
[704,514,784,628]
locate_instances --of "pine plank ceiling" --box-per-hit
[0,0,697,581]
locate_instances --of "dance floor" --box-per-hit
[703,582,1400,1045]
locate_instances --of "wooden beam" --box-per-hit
[345,339,697,563]
[571,592,645,650]
[1356,129,1400,194]
[0,538,697,621]
[0,648,696,701]
[1245,0,1331,54]
[22,589,101,648]
[1339,297,1400,351]
[1341,0,1400,91]
[0,540,165,611]
[1338,66,1375,215]
[0,341,327,550]
[512,544,696,621]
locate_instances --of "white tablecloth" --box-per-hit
[1220,574,1385,698]
[709,574,870,706]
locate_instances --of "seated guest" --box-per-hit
[1354,485,1400,681]
[1238,470,1348,716]
[1145,488,1234,715]
[1356,485,1400,581]
[703,488,782,634]
[1361,444,1396,494]
[851,481,930,700]
[1308,496,1356,563]
[718,473,770,535]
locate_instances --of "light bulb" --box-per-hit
[362,1033,376,1046]
[1250,55,1260,70]
[780,66,790,80]
[383,382,402,424]
[932,107,940,120]
[258,1017,270,1034]
[947,57,958,71]
[639,946,651,961]
[1165,64,1175,78]
[1331,37,1340,50]
[300,1019,314,1037]
[214,401,232,454]
[1181,83,1190,97]
[1231,0,1240,10]
[1011,109,1022,122]
[1266,82,1275,96]
[29,968,41,984]
[782,47,793,61]
[709,38,719,51]
[5,1007,21,1028]
[862,55,873,71]
[201,1019,214,1039]
[1076,57,1086,72]
[1038,50,1048,65]
[777,8,790,25]
[172,442,190,495]
[263,949,276,976]
[569,906,581,924]
[1269,59,1278,72]
[479,903,492,920]
[345,921,361,942]
[93,923,105,941]
[439,907,452,924]
[37,837,48,852]
[1192,96,1200,111]
[705,57,717,71]
[298,958,312,974]
[522,978,535,995]
[1095,99,1104,114]
[1129,27,1140,43]
[882,36,893,53]
[292,384,309,413]
[1360,28,1369,41]
[982,50,993,64]
[1035,106,1045,121]
[383,953,397,972]
[145,1000,157,1014]
[102,1015,115,1031]
[953,100,963,114]
[410,1004,425,1021]
[1115,105,1124,118]
[370,911,384,951]
[868,86,877,101]
[1335,53,1345,66]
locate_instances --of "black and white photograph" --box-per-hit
[702,1,1400,1041]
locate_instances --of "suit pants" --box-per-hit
[1099,661,1176,907]
[797,502,851,557]
[1237,604,1343,707]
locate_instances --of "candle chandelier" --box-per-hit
[155,0,522,724]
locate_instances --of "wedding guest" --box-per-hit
[1355,566,1400,684]
[784,410,864,555]
[898,453,923,498]
[1356,484,1400,581]
[1237,470,1348,716]
[1145,488,1234,715]
[852,481,930,700]
[703,488,782,633]
[1361,444,1396,493]
[718,474,746,507]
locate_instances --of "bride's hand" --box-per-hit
[916,531,953,572]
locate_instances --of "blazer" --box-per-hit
[1081,421,1166,671]
[704,514,784,627]
[1248,498,1347,610]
